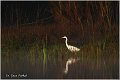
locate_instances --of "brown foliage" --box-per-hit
[2,1,119,44]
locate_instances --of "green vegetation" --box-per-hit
[1,34,118,62]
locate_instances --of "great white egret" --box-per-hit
[62,36,80,52]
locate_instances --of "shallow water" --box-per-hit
[1,44,119,79]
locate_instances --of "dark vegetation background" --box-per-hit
[1,1,119,46]
[1,1,119,79]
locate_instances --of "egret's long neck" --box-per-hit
[65,38,69,47]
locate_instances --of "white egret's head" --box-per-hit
[62,36,67,39]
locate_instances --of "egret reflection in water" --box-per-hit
[64,57,80,74]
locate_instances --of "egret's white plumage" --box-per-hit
[62,36,80,52]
